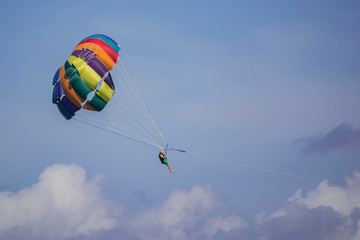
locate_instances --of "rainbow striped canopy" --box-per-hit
[52,34,120,120]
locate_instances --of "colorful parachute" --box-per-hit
[53,34,120,119]
[52,34,167,149]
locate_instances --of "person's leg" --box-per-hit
[166,163,174,173]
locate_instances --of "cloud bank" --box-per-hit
[0,164,247,240]
[2,163,360,240]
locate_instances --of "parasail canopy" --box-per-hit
[52,34,167,149]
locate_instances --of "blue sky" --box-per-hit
[0,0,360,239]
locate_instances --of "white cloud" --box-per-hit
[127,185,248,240]
[204,214,248,237]
[289,176,360,216]
[0,164,118,239]
[0,164,248,240]
[256,171,360,240]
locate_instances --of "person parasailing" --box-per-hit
[159,149,174,173]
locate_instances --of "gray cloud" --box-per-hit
[300,122,360,155]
